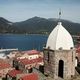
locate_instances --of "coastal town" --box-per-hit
[0,49,44,80]
[0,21,80,80]
[0,0,80,80]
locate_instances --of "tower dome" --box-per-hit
[46,22,74,50]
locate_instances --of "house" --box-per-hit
[17,50,41,60]
[25,50,41,60]
[12,50,43,72]
[6,51,22,66]
[0,59,12,79]
[13,57,43,73]
[7,51,22,59]
[7,69,22,80]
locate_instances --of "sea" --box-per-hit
[0,34,48,51]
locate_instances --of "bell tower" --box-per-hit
[43,12,76,79]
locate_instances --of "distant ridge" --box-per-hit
[0,16,80,35]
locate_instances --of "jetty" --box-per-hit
[0,48,18,52]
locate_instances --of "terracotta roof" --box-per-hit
[0,59,11,70]
[8,69,22,77]
[20,73,38,80]
[20,58,43,65]
[22,50,40,55]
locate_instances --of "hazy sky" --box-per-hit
[0,0,80,23]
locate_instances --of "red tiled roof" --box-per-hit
[20,73,38,80]
[20,58,43,65]
[0,59,11,70]
[22,50,40,55]
[0,63,11,70]
[8,69,22,77]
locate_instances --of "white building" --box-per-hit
[17,50,41,60]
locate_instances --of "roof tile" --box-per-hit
[20,73,38,80]
[8,69,22,77]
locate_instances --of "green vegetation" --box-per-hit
[0,16,80,35]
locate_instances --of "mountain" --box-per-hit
[0,17,19,33]
[13,16,54,34]
[0,16,80,34]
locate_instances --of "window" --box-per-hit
[47,47,50,62]
[72,52,73,62]
[47,51,50,62]
[30,57,32,59]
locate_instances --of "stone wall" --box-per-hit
[44,49,76,79]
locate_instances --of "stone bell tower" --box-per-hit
[43,22,76,79]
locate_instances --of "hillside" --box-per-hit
[0,17,18,33]
[0,16,80,35]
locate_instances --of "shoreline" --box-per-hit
[0,33,49,36]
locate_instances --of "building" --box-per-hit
[0,59,12,79]
[17,50,41,60]
[12,50,43,72]
[7,69,22,80]
[6,51,22,66]
[13,57,43,73]
[43,22,76,79]
[7,51,22,59]
[76,44,80,62]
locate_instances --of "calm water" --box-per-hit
[0,34,48,51]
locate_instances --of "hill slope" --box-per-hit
[0,17,18,33]
[0,16,80,34]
